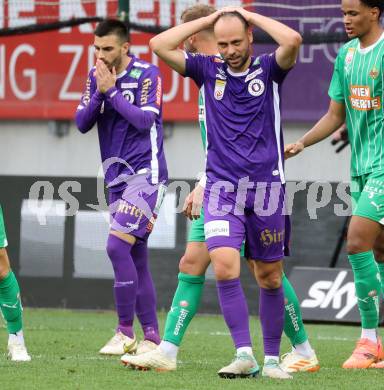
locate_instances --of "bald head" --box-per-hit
[214,11,249,32]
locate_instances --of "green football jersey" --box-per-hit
[328,33,384,177]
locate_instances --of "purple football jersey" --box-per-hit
[76,56,168,190]
[184,52,289,187]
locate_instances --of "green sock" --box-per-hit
[377,262,384,296]
[282,272,308,346]
[0,271,23,334]
[349,251,381,329]
[163,272,205,346]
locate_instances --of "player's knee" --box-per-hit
[347,229,372,255]
[256,269,282,289]
[106,233,127,260]
[346,234,367,254]
[213,262,237,280]
[179,254,196,274]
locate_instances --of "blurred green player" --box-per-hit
[0,205,30,361]
[122,4,319,377]
[285,0,384,370]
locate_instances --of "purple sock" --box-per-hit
[106,234,137,336]
[132,241,160,344]
[259,286,284,356]
[217,278,252,348]
[116,324,134,338]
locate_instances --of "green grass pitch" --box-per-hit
[0,308,382,389]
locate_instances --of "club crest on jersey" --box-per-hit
[214,79,226,100]
[122,89,135,103]
[248,79,265,97]
[369,66,379,79]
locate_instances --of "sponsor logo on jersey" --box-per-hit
[121,82,138,88]
[345,47,355,65]
[214,79,226,100]
[215,73,227,80]
[133,61,150,69]
[344,48,355,74]
[100,102,105,114]
[156,76,162,106]
[245,68,263,83]
[349,85,381,111]
[260,228,285,247]
[369,66,379,79]
[179,300,189,308]
[140,78,152,105]
[129,68,143,79]
[83,77,91,105]
[216,68,227,80]
[117,200,145,218]
[122,89,135,104]
[204,220,229,238]
[248,78,265,97]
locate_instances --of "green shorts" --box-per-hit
[0,205,8,248]
[351,170,384,225]
[188,207,245,256]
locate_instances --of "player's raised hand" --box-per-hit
[284,141,304,159]
[95,59,116,93]
[204,9,225,26]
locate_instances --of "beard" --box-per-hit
[104,55,123,71]
[223,47,251,71]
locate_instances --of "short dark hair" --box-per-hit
[360,0,384,18]
[94,19,129,42]
[214,11,250,31]
[181,4,216,23]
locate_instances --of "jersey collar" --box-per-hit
[358,31,384,54]
[116,55,136,79]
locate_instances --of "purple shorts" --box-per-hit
[108,174,167,241]
[203,182,289,262]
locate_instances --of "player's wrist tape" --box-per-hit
[198,174,207,188]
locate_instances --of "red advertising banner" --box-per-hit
[0,0,339,122]
[0,29,199,120]
[0,0,252,121]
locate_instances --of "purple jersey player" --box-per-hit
[75,19,168,356]
[149,7,301,379]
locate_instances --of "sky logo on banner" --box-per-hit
[301,270,357,320]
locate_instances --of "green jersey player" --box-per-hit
[0,205,30,361]
[122,4,318,377]
[285,0,384,370]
